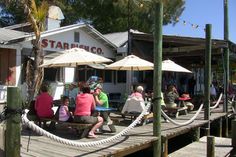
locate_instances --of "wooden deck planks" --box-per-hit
[20,107,233,157]
[21,125,158,157]
[169,136,232,157]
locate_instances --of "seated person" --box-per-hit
[121,96,147,115]
[145,92,166,113]
[35,83,54,118]
[59,96,73,122]
[160,92,166,108]
[130,86,144,101]
[93,84,113,125]
[67,82,79,110]
[74,84,103,138]
[164,85,179,108]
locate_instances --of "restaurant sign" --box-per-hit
[41,39,104,54]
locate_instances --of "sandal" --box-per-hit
[87,132,97,138]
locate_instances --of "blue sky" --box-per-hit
[163,0,236,43]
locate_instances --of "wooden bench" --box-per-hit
[118,111,153,126]
[38,117,93,138]
[163,106,188,118]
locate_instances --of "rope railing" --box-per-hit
[210,93,223,109]
[161,104,204,126]
[232,105,235,114]
[228,95,235,104]
[22,102,151,147]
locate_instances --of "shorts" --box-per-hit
[74,115,98,124]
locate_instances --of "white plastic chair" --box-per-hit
[121,97,148,115]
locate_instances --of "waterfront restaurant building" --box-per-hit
[1,17,236,102]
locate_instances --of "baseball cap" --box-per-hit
[95,83,103,89]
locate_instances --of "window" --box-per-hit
[104,70,112,83]
[133,71,144,83]
[44,68,58,81]
[87,69,95,79]
[0,49,16,85]
[77,67,86,82]
[117,71,126,83]
[74,32,80,43]
[96,69,103,78]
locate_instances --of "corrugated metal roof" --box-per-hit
[3,22,31,30]
[1,23,117,50]
[0,28,29,44]
[103,29,145,47]
[104,31,128,47]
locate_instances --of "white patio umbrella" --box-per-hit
[40,48,112,68]
[162,59,192,73]
[105,55,153,71]
[105,55,153,94]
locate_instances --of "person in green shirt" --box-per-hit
[94,84,114,129]
[94,84,109,108]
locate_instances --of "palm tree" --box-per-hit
[23,0,49,103]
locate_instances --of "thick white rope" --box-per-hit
[228,95,235,105]
[22,102,151,147]
[232,105,235,114]
[161,104,204,126]
[210,93,223,109]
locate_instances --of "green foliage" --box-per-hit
[27,0,48,31]
[0,1,25,26]
[1,0,185,33]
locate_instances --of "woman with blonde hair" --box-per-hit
[165,85,179,108]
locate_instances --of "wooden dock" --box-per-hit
[169,136,232,157]
[20,106,233,157]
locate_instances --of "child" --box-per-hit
[59,96,73,122]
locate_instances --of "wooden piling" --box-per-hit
[216,118,222,137]
[153,2,163,157]
[161,136,168,157]
[207,136,215,157]
[190,127,200,142]
[204,24,212,136]
[231,119,236,148]
[5,87,21,157]
[0,102,6,157]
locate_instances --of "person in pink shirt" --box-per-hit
[35,84,54,118]
[74,84,103,138]
[59,96,73,122]
[130,86,144,101]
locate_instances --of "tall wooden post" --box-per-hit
[223,0,229,137]
[0,102,6,157]
[216,118,222,137]
[204,24,212,136]
[153,1,163,157]
[207,136,215,157]
[6,87,21,157]
[232,119,236,148]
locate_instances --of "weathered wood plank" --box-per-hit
[21,106,232,157]
[169,136,232,157]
